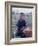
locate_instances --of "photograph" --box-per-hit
[11,7,32,38]
[5,2,37,44]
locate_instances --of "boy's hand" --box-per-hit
[20,27,25,31]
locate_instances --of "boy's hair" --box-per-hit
[20,13,25,17]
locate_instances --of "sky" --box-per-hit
[12,7,32,14]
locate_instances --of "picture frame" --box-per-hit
[5,1,37,45]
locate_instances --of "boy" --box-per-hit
[16,13,27,38]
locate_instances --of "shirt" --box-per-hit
[16,20,26,31]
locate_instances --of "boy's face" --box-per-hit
[20,16,25,20]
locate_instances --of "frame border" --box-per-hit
[5,1,37,45]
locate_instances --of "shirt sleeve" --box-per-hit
[24,21,26,26]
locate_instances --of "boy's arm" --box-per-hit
[16,20,20,31]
